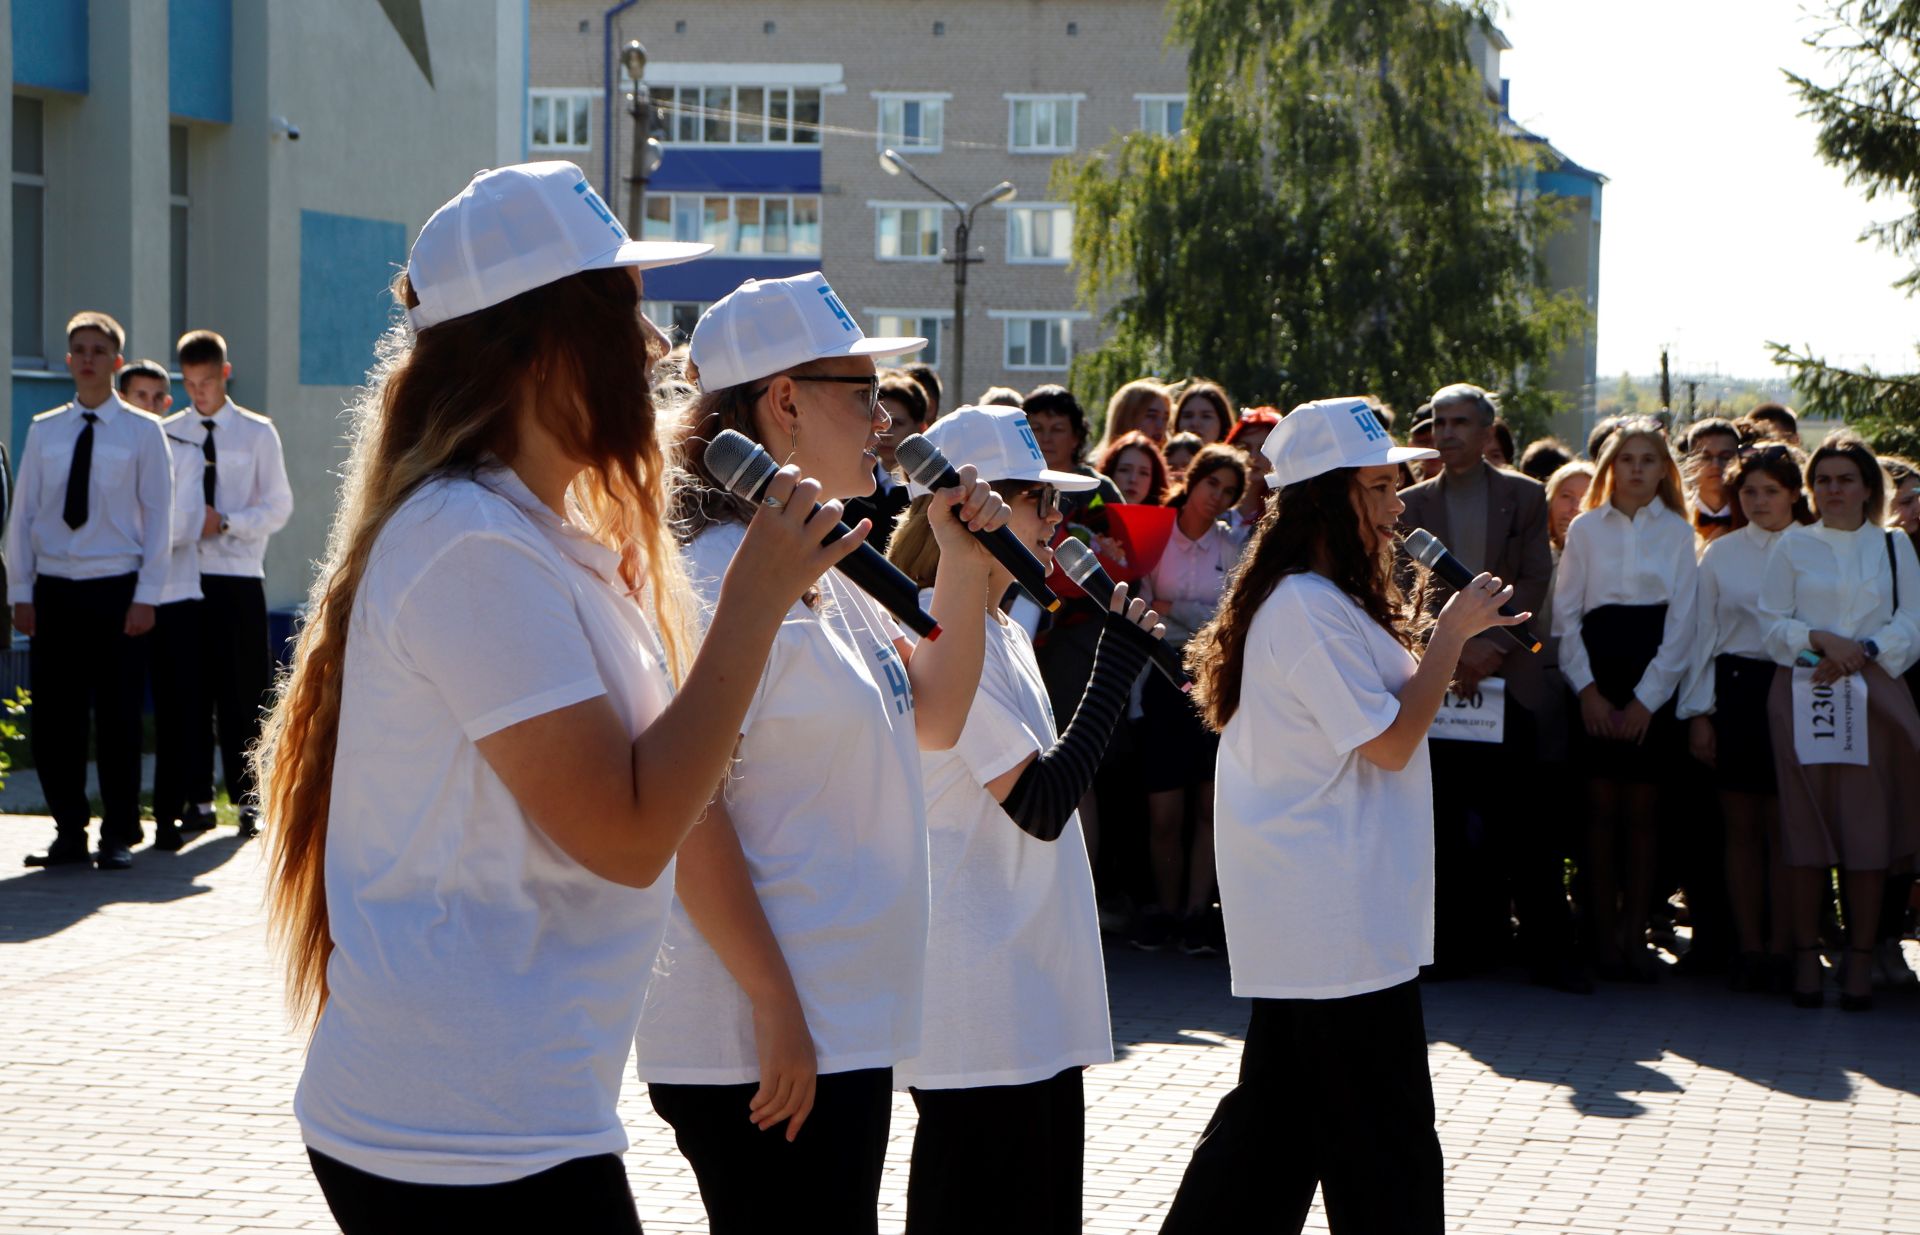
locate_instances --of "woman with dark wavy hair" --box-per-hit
[1159,398,1526,1235]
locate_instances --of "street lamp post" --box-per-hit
[880,148,1015,405]
[620,40,664,238]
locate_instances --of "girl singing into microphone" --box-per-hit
[1159,397,1526,1235]
[883,405,1165,1235]
[637,273,1006,1235]
[256,163,860,1233]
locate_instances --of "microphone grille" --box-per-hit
[894,434,946,486]
[1055,537,1099,584]
[705,429,776,501]
[1402,527,1444,567]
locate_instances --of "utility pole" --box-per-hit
[1685,380,1699,421]
[619,41,663,238]
[1659,349,1672,411]
[879,148,1016,403]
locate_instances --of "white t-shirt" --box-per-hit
[1214,571,1434,1000]
[634,523,929,1084]
[296,468,677,1185]
[895,610,1112,1090]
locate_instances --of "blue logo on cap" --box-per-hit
[817,284,857,333]
[572,180,626,240]
[1347,402,1387,443]
[1015,421,1045,463]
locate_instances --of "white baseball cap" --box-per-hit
[1264,396,1439,489]
[908,404,1103,498]
[688,272,925,392]
[407,161,712,331]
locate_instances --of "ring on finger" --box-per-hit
[763,496,786,510]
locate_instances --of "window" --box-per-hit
[169,124,189,347]
[876,95,944,151]
[529,90,593,151]
[642,300,710,343]
[1008,96,1078,153]
[649,84,823,146]
[870,313,946,368]
[1006,205,1072,264]
[641,193,822,256]
[1002,316,1075,370]
[12,95,46,365]
[1138,95,1187,136]
[874,205,945,261]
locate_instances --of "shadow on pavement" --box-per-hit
[0,830,251,943]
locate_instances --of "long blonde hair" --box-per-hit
[1584,417,1686,517]
[1100,379,1172,448]
[254,267,694,1027]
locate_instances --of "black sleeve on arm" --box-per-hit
[998,615,1159,841]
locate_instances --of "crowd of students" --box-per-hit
[12,313,290,870]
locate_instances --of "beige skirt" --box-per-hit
[1767,663,1920,870]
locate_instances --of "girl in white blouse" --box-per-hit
[1551,418,1699,982]
[1758,432,1920,1011]
[1679,445,1813,992]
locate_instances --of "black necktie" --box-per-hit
[1697,510,1732,529]
[62,412,98,530]
[202,421,218,507]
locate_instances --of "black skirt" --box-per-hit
[1709,653,1779,796]
[1575,603,1682,785]
[1134,660,1218,794]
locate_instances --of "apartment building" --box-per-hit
[531,0,1189,403]
[7,0,525,612]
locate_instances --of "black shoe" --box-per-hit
[1841,948,1875,1012]
[236,807,261,839]
[24,841,91,869]
[1531,959,1595,995]
[1790,946,1825,1009]
[1179,910,1220,957]
[153,823,185,852]
[1130,908,1176,952]
[178,806,215,836]
[95,846,134,870]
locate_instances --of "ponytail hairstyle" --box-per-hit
[255,266,695,1028]
[1187,468,1418,731]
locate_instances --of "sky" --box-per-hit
[1495,0,1916,381]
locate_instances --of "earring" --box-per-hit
[786,422,799,465]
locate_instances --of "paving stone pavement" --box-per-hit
[1,813,1917,1234]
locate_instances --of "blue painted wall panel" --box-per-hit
[651,149,822,194]
[641,259,819,303]
[168,0,233,122]
[299,211,406,387]
[12,0,89,93]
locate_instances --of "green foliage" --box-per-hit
[1775,2,1920,428]
[0,689,29,793]
[1058,0,1587,435]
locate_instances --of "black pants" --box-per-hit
[1160,982,1444,1235]
[307,1148,641,1234]
[29,573,146,848]
[907,1067,1084,1235]
[196,574,270,805]
[148,598,203,828]
[648,1067,892,1235]
[1431,698,1574,974]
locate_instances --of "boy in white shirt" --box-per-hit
[175,329,292,838]
[11,312,173,870]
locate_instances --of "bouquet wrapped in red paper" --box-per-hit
[1047,493,1177,599]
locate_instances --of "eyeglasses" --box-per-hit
[748,374,881,414]
[1012,485,1060,517]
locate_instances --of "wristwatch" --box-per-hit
[218,515,231,536]
[1862,638,1881,661]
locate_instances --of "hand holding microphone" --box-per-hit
[896,434,1060,611]
[1401,528,1540,654]
[1055,539,1192,691]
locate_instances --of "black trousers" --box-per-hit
[148,598,203,828]
[907,1066,1084,1235]
[195,574,271,805]
[1160,982,1444,1235]
[307,1148,641,1234]
[648,1067,892,1235]
[29,573,146,848]
[1431,697,1574,974]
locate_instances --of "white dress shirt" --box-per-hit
[191,399,292,578]
[1677,522,1785,718]
[1760,521,1920,678]
[1145,517,1239,646]
[6,393,173,605]
[1552,500,1700,711]
[157,411,210,605]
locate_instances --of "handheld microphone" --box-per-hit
[705,430,941,641]
[894,434,1063,613]
[1055,538,1193,692]
[1400,528,1541,654]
